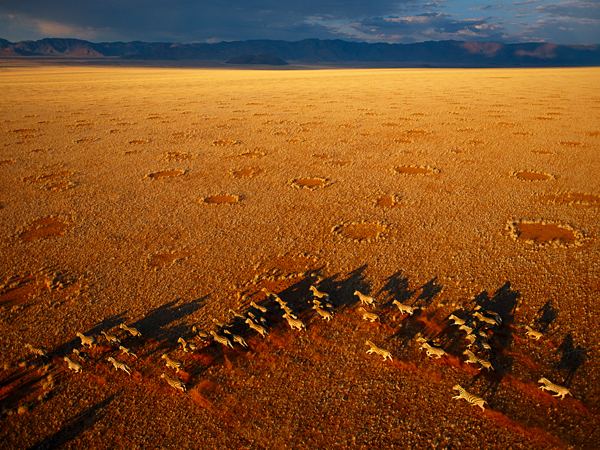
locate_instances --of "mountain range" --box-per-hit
[1,37,599,67]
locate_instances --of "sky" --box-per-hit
[0,0,599,45]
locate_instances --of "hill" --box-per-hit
[225,54,288,65]
[0,37,599,67]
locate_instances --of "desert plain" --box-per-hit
[0,65,599,448]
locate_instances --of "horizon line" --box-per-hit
[2,36,600,47]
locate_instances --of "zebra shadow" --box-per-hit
[535,300,558,333]
[28,394,117,449]
[386,274,442,348]
[414,276,443,308]
[376,270,415,307]
[185,266,370,387]
[318,264,370,310]
[467,281,520,403]
[555,333,587,387]
[130,296,208,357]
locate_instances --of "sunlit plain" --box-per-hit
[1,66,599,447]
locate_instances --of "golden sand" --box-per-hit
[0,66,599,448]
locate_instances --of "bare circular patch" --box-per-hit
[403,129,429,137]
[512,170,554,181]
[332,221,388,242]
[201,194,241,205]
[253,252,321,282]
[19,216,70,242]
[328,159,351,167]
[238,149,265,158]
[213,139,241,146]
[394,165,440,175]
[0,274,40,307]
[290,177,331,190]
[540,192,600,206]
[507,219,585,247]
[145,169,187,180]
[146,250,189,270]
[162,151,192,162]
[230,167,263,178]
[23,170,76,192]
[375,194,401,208]
[559,141,583,147]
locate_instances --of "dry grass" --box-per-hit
[0,65,599,448]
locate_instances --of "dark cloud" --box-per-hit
[510,1,600,44]
[1,1,414,41]
[317,13,506,43]
[0,0,598,44]
[537,0,600,20]
[516,16,600,44]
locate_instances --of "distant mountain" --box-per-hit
[225,54,288,65]
[1,37,599,67]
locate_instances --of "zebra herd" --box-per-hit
[21,276,573,413]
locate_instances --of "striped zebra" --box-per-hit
[365,340,393,361]
[210,330,234,349]
[538,377,572,399]
[452,384,487,411]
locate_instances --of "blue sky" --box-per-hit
[0,1,598,44]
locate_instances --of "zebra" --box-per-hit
[525,325,543,341]
[538,377,572,399]
[161,354,183,372]
[119,323,142,337]
[283,312,306,331]
[310,285,330,300]
[76,332,95,347]
[210,330,234,349]
[358,307,380,322]
[366,340,393,361]
[452,384,487,411]
[161,373,186,393]
[245,318,269,338]
[392,300,417,315]
[354,290,376,307]
[448,314,466,326]
[63,356,82,373]
[107,357,131,376]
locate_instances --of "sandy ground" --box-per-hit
[0,66,599,448]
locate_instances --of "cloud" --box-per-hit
[514,42,557,58]
[0,0,598,44]
[2,1,412,42]
[33,19,104,39]
[536,0,600,20]
[310,13,506,43]
[515,15,600,44]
